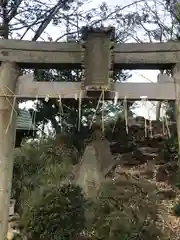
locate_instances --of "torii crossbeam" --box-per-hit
[15,73,175,100]
[0,26,178,101]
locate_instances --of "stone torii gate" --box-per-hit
[0,26,180,239]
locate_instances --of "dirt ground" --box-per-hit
[113,161,180,239]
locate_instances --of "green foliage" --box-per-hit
[12,138,78,213]
[166,101,176,122]
[163,136,180,190]
[176,2,180,22]
[105,111,135,143]
[165,136,178,154]
[89,178,164,240]
[21,184,86,240]
[12,234,24,240]
[12,138,87,239]
[173,202,180,217]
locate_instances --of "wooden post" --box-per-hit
[172,63,180,156]
[0,62,19,240]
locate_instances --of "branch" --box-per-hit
[55,0,145,42]
[143,0,176,41]
[55,30,79,42]
[32,0,64,41]
[90,0,145,27]
[13,16,46,40]
[8,0,23,22]
[20,18,47,40]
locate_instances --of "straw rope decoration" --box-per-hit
[161,103,166,136]
[58,94,64,115]
[162,116,165,136]
[5,96,16,134]
[2,71,177,137]
[147,102,154,138]
[160,103,165,136]
[123,96,128,134]
[4,85,18,115]
[78,90,82,132]
[101,90,105,133]
[74,92,78,101]
[89,91,103,129]
[31,95,38,137]
[141,97,148,138]
[111,92,118,134]
[149,118,153,138]
[114,92,118,105]
[2,84,18,134]
[165,114,171,138]
[161,101,171,138]
[44,94,50,102]
[58,95,64,132]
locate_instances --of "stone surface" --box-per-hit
[76,144,104,198]
[93,138,114,176]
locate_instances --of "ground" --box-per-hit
[112,160,180,238]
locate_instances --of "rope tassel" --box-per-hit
[78,90,82,132]
[123,96,128,134]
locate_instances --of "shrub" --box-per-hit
[21,184,86,240]
[12,138,77,213]
[89,177,165,240]
[165,136,178,157]
[173,202,180,217]
[12,138,86,239]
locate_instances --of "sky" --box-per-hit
[20,0,165,120]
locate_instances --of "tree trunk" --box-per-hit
[0,62,20,240]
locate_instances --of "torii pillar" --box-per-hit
[172,64,180,158]
[0,62,20,240]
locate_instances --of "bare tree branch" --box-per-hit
[32,0,65,41]
[1,0,8,38]
[8,0,23,22]
[90,0,144,26]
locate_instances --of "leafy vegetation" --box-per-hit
[173,202,180,217]
[22,184,86,240]
[12,138,78,213]
[12,138,86,239]
[12,133,179,239]
[89,178,164,240]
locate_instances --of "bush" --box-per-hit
[12,138,87,239]
[89,177,165,240]
[12,138,77,213]
[173,202,180,217]
[21,184,86,240]
[165,136,178,157]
